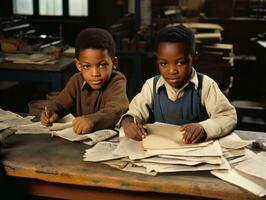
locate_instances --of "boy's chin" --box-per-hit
[89,84,103,90]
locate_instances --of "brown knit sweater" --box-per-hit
[50,70,129,131]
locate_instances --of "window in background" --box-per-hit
[68,0,88,16]
[13,0,33,15]
[39,0,63,16]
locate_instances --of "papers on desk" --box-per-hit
[211,138,266,197]
[83,122,266,196]
[0,110,117,146]
[54,127,117,145]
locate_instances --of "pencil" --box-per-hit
[45,106,51,126]
[45,106,48,116]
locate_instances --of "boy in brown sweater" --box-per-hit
[41,28,129,134]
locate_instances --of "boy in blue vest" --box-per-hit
[120,25,237,144]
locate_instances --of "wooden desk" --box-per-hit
[1,131,265,200]
[0,56,76,91]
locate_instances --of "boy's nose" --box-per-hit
[168,64,178,73]
[91,67,100,76]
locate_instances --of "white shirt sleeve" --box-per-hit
[199,76,237,140]
[123,78,154,124]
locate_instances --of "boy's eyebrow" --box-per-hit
[157,56,187,61]
[79,59,109,65]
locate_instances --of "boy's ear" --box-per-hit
[75,59,82,72]
[112,57,118,70]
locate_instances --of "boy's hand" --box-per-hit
[72,116,93,134]
[121,117,146,141]
[40,109,59,126]
[181,123,206,144]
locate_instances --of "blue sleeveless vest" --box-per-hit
[152,73,208,125]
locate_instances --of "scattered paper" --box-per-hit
[235,152,266,180]
[134,156,230,173]
[83,142,125,162]
[219,132,254,149]
[54,128,117,144]
[211,169,266,197]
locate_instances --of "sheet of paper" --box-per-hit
[143,134,213,149]
[53,127,89,141]
[223,148,246,159]
[235,152,266,180]
[49,121,72,131]
[228,149,255,165]
[122,163,157,176]
[219,132,254,149]
[54,128,117,144]
[49,114,75,131]
[82,129,117,145]
[0,109,21,121]
[114,137,152,160]
[144,123,184,141]
[146,140,223,157]
[211,169,266,197]
[0,123,9,131]
[140,157,204,165]
[1,117,33,127]
[15,122,50,134]
[142,123,212,149]
[83,142,125,162]
[159,155,222,165]
[134,156,230,173]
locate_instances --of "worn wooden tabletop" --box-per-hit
[1,131,265,200]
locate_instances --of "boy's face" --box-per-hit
[157,42,193,88]
[76,48,117,90]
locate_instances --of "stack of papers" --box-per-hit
[83,122,266,197]
[83,123,227,174]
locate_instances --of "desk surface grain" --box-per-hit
[1,132,264,200]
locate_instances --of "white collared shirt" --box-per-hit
[120,68,237,140]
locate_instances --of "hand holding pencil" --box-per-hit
[40,106,60,126]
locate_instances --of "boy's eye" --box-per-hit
[158,62,168,67]
[99,63,109,68]
[82,64,91,69]
[176,59,188,66]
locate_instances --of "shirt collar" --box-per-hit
[81,81,90,91]
[155,67,199,93]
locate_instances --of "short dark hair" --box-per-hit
[155,24,195,54]
[75,28,116,59]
